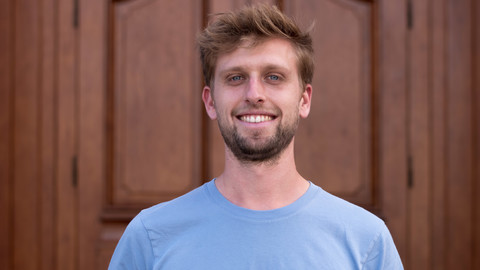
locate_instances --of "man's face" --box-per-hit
[202,38,312,163]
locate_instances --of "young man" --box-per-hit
[109,5,403,269]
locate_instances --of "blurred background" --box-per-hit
[1,0,479,269]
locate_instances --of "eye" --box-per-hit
[268,75,280,81]
[266,74,284,83]
[226,74,245,86]
[227,75,243,82]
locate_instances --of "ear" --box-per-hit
[202,86,217,120]
[299,84,312,119]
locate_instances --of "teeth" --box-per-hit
[240,115,273,123]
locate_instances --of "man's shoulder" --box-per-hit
[307,185,398,263]
[310,185,386,233]
[312,190,404,269]
[136,182,210,226]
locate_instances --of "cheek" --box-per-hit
[214,103,232,121]
[278,102,300,121]
[215,94,241,114]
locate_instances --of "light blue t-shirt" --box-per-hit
[109,180,403,269]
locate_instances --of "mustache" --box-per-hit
[231,103,281,116]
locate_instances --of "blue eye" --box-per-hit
[268,75,280,80]
[231,75,242,81]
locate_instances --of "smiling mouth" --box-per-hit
[239,115,274,123]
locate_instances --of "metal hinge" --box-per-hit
[73,0,79,28]
[72,155,78,187]
[407,155,414,188]
[407,0,413,30]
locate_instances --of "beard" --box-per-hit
[217,110,299,164]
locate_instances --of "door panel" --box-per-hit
[285,0,374,206]
[109,0,203,206]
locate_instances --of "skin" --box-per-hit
[202,38,313,211]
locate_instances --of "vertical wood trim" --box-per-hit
[13,0,41,269]
[40,0,57,269]
[0,0,13,269]
[407,0,432,268]
[56,0,78,269]
[377,0,408,260]
[1,1,58,269]
[431,0,447,268]
[473,0,480,268]
[445,0,474,268]
[78,0,107,268]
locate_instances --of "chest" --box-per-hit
[151,219,361,270]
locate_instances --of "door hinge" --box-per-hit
[407,155,414,188]
[72,155,78,187]
[73,0,79,28]
[407,0,413,30]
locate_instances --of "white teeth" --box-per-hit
[240,115,272,123]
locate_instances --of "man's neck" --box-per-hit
[215,144,309,211]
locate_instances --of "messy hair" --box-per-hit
[197,4,314,88]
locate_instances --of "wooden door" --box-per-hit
[4,0,480,269]
[76,0,407,268]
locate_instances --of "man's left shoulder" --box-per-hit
[312,187,386,232]
[307,185,403,268]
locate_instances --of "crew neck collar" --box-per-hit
[204,179,320,221]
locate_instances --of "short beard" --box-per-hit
[218,116,299,165]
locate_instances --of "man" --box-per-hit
[109,4,403,269]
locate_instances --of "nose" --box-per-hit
[245,78,265,104]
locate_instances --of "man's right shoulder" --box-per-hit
[135,182,211,227]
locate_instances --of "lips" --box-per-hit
[234,106,279,124]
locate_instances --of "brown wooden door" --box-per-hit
[75,0,407,269]
[4,0,480,269]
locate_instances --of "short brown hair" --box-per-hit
[197,4,314,87]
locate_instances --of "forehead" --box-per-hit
[214,38,299,75]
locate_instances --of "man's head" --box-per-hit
[199,5,314,164]
[197,4,314,88]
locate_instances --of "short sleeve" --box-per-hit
[108,214,155,270]
[362,225,404,270]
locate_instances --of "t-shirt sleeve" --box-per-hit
[108,214,155,270]
[362,225,404,270]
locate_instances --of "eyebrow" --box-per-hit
[217,63,291,77]
[218,66,245,76]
